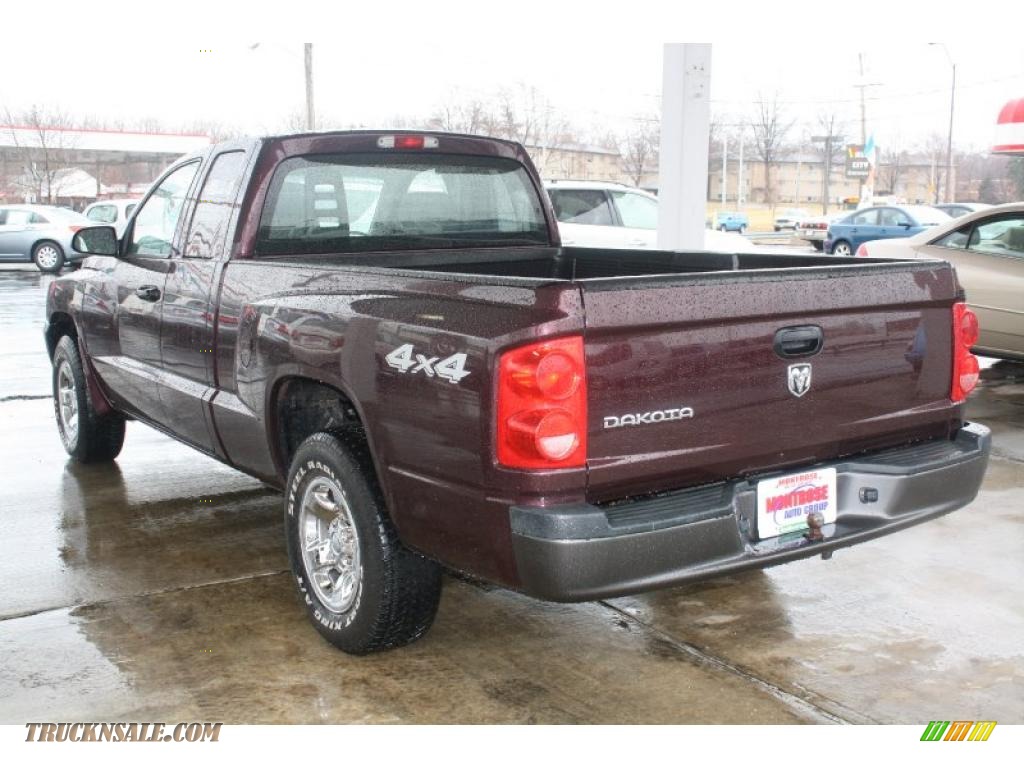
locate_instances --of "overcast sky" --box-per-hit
[2,38,1021,155]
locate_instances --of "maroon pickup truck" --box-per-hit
[46,131,990,654]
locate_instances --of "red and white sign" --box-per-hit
[756,468,837,539]
[993,97,1024,155]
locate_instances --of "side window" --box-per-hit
[548,190,614,226]
[933,227,969,249]
[0,211,6,225]
[87,205,117,224]
[125,203,137,219]
[184,152,247,259]
[127,161,200,258]
[5,210,30,226]
[29,212,50,224]
[968,217,1024,256]
[612,191,658,230]
[850,209,878,226]
[879,208,910,227]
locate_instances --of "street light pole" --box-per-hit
[812,133,842,215]
[930,43,955,203]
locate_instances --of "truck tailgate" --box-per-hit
[582,261,960,502]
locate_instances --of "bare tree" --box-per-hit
[620,120,659,187]
[490,85,569,171]
[879,148,907,196]
[751,93,794,208]
[2,105,79,203]
[428,98,492,135]
[919,133,949,203]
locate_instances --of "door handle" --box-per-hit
[774,325,824,358]
[135,285,161,302]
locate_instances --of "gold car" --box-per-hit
[856,202,1024,360]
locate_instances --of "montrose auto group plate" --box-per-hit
[756,468,837,539]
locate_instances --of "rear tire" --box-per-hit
[33,241,65,273]
[52,335,125,462]
[285,431,442,654]
[811,241,824,252]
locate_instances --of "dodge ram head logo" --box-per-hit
[788,363,812,398]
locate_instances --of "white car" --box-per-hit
[773,208,809,231]
[797,211,847,251]
[934,202,993,219]
[544,181,753,252]
[83,198,140,238]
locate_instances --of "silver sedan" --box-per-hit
[0,205,92,273]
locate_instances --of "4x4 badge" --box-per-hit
[788,363,812,398]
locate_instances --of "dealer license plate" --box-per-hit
[756,468,837,539]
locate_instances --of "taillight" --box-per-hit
[376,135,439,150]
[951,302,980,402]
[856,244,868,256]
[68,225,84,233]
[497,336,586,469]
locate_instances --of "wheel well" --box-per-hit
[273,377,366,472]
[46,312,77,360]
[33,239,63,254]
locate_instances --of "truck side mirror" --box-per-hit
[72,225,118,257]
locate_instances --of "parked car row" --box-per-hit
[824,205,952,256]
[855,202,1024,360]
[0,205,93,272]
[545,181,754,252]
[0,198,141,273]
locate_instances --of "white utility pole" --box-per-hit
[721,137,727,206]
[657,44,712,250]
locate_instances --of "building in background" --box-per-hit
[527,142,623,183]
[0,125,211,208]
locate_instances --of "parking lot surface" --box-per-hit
[0,265,1021,724]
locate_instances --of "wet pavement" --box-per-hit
[0,265,1021,724]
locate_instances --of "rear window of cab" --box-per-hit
[255,153,549,256]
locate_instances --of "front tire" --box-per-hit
[52,335,125,462]
[33,241,65,273]
[285,431,442,654]
[831,240,852,256]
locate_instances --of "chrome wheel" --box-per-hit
[299,476,362,613]
[35,244,60,270]
[833,242,851,257]
[57,361,78,445]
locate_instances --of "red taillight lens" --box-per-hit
[951,302,980,402]
[68,225,83,233]
[497,336,586,469]
[856,244,868,256]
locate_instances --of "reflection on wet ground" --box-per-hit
[0,266,1021,724]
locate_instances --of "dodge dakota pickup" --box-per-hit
[46,130,991,654]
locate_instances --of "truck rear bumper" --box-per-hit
[510,422,990,602]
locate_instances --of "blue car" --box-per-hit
[825,205,950,256]
[714,211,749,233]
